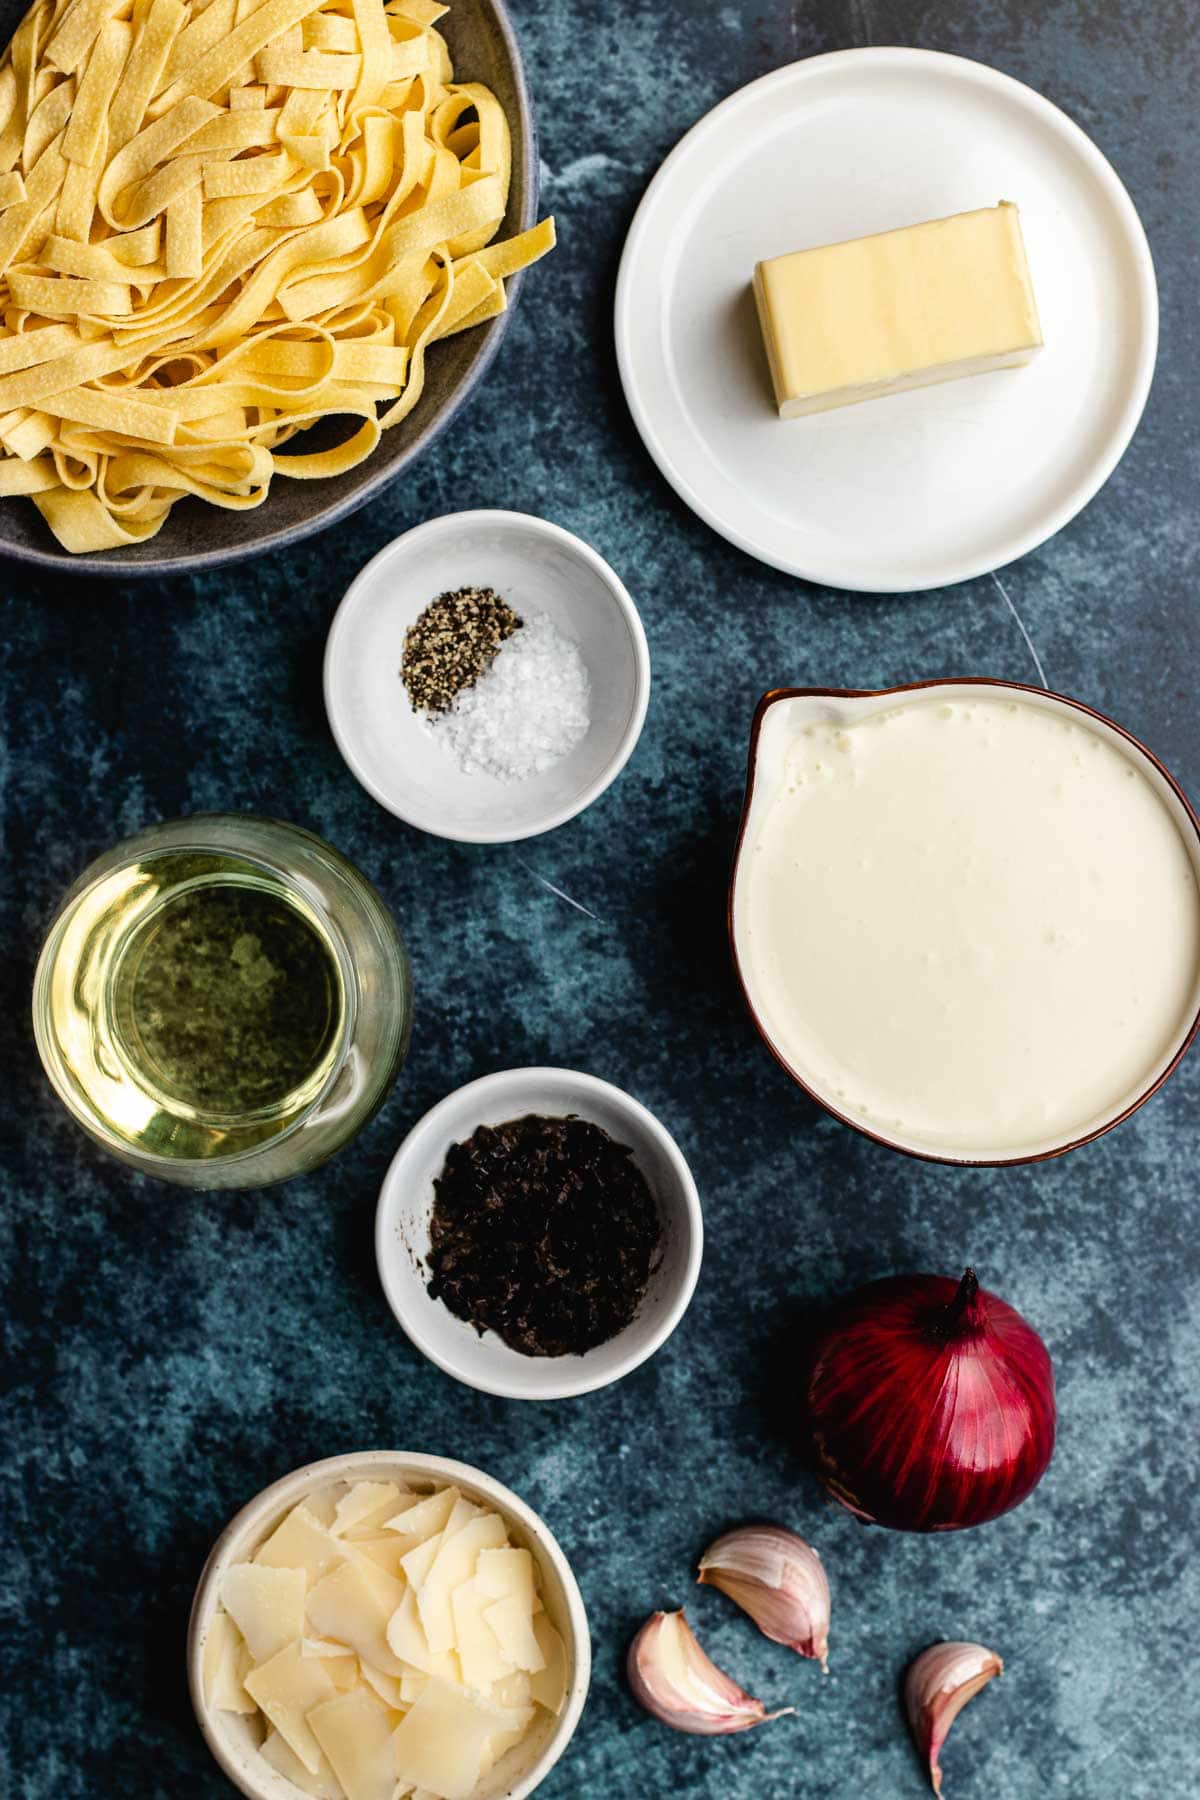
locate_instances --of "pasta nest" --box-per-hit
[0,0,553,550]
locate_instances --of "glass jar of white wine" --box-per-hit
[33,815,412,1189]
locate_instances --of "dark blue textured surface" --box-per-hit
[2,1,1198,1796]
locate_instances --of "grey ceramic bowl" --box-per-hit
[0,0,537,579]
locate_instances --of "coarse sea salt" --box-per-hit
[428,607,590,781]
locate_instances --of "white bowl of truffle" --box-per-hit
[324,511,651,843]
[375,1067,703,1400]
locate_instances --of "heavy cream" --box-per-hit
[734,692,1200,1157]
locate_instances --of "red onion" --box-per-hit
[805,1267,1055,1531]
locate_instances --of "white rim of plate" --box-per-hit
[614,46,1159,593]
[323,509,652,843]
[374,1067,705,1400]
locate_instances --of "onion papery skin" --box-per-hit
[804,1271,1056,1532]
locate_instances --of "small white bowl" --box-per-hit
[324,510,651,843]
[375,1067,704,1400]
[188,1450,591,1800]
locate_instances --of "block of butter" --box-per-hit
[753,202,1043,419]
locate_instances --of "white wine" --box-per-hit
[36,815,412,1188]
[38,849,348,1161]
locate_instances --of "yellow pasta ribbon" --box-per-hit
[0,0,555,551]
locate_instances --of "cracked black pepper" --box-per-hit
[401,585,522,714]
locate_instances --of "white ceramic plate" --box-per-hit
[615,48,1158,593]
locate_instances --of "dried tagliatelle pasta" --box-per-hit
[0,0,554,551]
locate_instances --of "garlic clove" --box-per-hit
[904,1640,1003,1796]
[626,1609,793,1736]
[697,1525,831,1672]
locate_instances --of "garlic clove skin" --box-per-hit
[626,1609,794,1736]
[697,1525,831,1672]
[904,1640,1003,1796]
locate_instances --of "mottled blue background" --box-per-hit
[2,0,1198,1796]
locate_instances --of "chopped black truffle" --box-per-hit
[426,1113,663,1357]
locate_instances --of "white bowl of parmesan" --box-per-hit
[323,510,651,843]
[188,1451,590,1800]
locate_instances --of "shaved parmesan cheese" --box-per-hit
[210,1479,555,1799]
[492,1670,532,1711]
[260,1727,347,1800]
[302,1636,356,1661]
[478,1705,536,1776]
[417,1513,508,1655]
[220,1563,307,1664]
[351,1537,408,1580]
[436,1498,482,1556]
[399,1668,429,1705]
[450,1579,513,1689]
[529,1616,567,1714]
[483,1594,545,1675]
[204,1612,255,1714]
[391,1677,511,1800]
[472,1548,544,1671]
[357,1660,404,1709]
[309,1687,398,1800]
[386,1586,462,1684]
[202,1612,234,1696]
[305,1488,340,1529]
[307,1556,405,1676]
[474,1547,534,1608]
[332,1482,404,1539]
[442,1497,483,1536]
[255,1503,345,1583]
[300,1640,360,1692]
[399,1535,441,1592]
[350,1555,405,1613]
[381,1487,458,1543]
[343,1491,418,1540]
[243,1641,336,1774]
[386,1585,430,1668]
